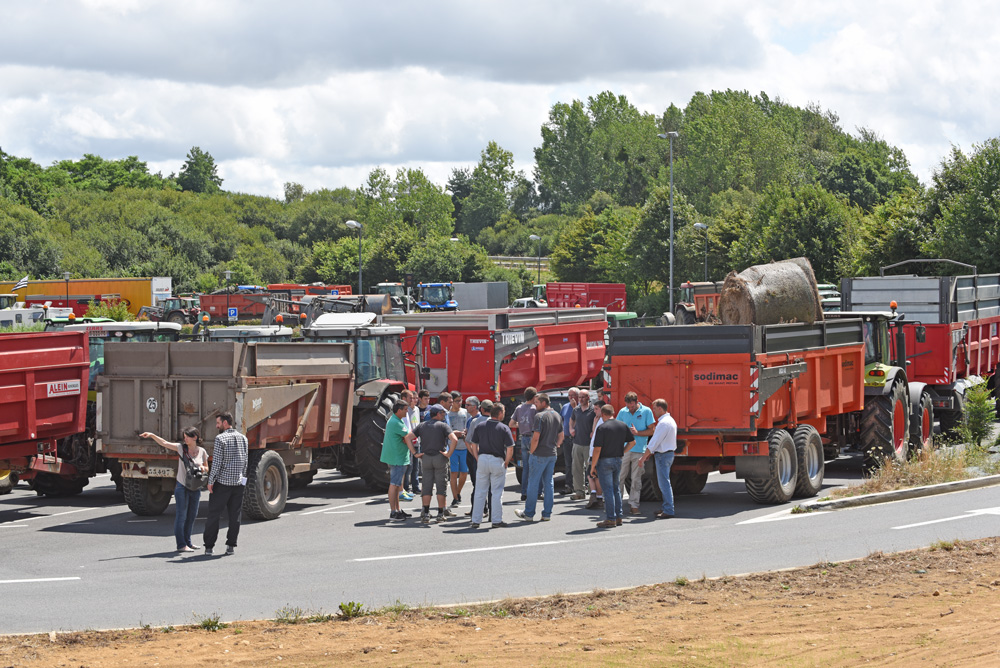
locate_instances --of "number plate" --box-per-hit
[146,466,176,478]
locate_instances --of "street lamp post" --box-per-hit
[529,234,541,284]
[657,131,679,312]
[62,271,70,307]
[346,220,362,296]
[693,223,709,281]
[224,269,232,323]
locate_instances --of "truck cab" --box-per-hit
[0,294,17,310]
[416,283,457,312]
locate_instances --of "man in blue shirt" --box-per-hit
[559,387,579,493]
[617,391,655,515]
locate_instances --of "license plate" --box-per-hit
[147,466,176,478]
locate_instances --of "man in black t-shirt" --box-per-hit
[468,402,514,528]
[409,405,458,524]
[590,404,633,528]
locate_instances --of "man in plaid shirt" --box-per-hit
[203,412,248,556]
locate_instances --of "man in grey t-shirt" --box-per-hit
[515,393,563,522]
[569,392,596,499]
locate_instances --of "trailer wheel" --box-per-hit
[938,391,964,436]
[909,392,934,452]
[355,394,398,491]
[288,471,316,490]
[29,473,88,497]
[792,425,824,498]
[640,457,662,501]
[671,471,709,496]
[745,429,797,504]
[121,477,172,516]
[862,380,909,473]
[244,450,288,520]
[0,470,16,495]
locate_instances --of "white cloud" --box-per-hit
[0,0,997,195]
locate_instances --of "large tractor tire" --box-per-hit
[30,473,88,497]
[166,311,187,325]
[0,470,17,495]
[671,471,709,496]
[354,393,398,492]
[674,306,696,325]
[792,425,824,498]
[861,380,909,473]
[122,477,172,516]
[909,392,934,452]
[287,471,316,490]
[745,429,798,504]
[244,450,288,520]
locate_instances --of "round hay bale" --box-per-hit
[719,257,823,325]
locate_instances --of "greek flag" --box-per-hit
[13,275,29,291]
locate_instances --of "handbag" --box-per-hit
[180,448,208,491]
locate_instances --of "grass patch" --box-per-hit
[930,539,959,552]
[193,612,228,632]
[790,505,814,514]
[674,576,689,586]
[338,601,365,619]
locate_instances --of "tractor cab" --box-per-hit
[416,283,457,312]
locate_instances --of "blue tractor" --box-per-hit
[416,282,458,312]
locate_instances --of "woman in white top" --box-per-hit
[140,427,209,552]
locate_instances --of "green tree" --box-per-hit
[177,146,223,194]
[457,141,521,238]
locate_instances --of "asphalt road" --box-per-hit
[2,456,999,635]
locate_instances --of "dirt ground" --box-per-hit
[4,537,1000,668]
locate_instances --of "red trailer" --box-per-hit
[267,283,353,297]
[383,308,608,401]
[609,320,866,503]
[536,283,627,312]
[0,331,89,492]
[199,288,280,323]
[843,267,1000,429]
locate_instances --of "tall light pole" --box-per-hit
[657,131,679,312]
[62,271,70,307]
[224,269,232,322]
[529,234,541,284]
[694,222,709,281]
[346,220,362,295]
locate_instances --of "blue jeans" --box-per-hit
[524,454,556,518]
[653,451,675,515]
[596,457,623,521]
[519,435,532,495]
[173,482,202,549]
[561,435,574,489]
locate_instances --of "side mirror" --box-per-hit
[915,326,926,343]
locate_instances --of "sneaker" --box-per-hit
[491,521,508,528]
[435,513,446,523]
[520,494,527,501]
[205,548,213,556]
[393,512,407,522]
[225,546,235,555]
[399,490,414,501]
[540,516,551,522]
[450,495,461,507]
[514,509,533,522]
[571,492,586,500]
[389,510,400,521]
[585,496,601,509]
[442,508,456,517]
[420,512,431,524]
[615,518,623,526]
[655,512,675,519]
[397,510,412,519]
[469,522,480,529]
[596,519,616,528]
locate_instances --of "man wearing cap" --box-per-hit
[407,405,458,524]
[447,391,470,508]
[509,387,537,501]
[381,400,419,522]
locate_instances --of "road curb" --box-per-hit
[803,474,1000,511]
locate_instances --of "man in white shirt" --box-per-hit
[638,398,677,519]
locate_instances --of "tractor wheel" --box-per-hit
[671,471,709,496]
[243,450,288,520]
[166,312,187,325]
[861,380,909,473]
[0,470,17,495]
[909,392,934,452]
[745,429,798,504]
[354,393,398,492]
[29,473,88,497]
[288,471,316,490]
[792,425,824,498]
[122,477,172,516]
[674,306,696,325]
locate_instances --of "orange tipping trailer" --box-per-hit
[608,319,865,504]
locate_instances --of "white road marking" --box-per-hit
[298,499,375,516]
[324,511,355,514]
[0,577,81,585]
[127,520,158,523]
[353,540,565,562]
[736,508,823,524]
[1,508,94,525]
[892,507,1000,530]
[0,525,28,528]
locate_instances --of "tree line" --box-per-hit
[2,89,998,314]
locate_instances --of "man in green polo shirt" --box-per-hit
[381,400,419,522]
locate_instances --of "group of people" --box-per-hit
[380,385,679,529]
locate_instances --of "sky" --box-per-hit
[1,0,995,199]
